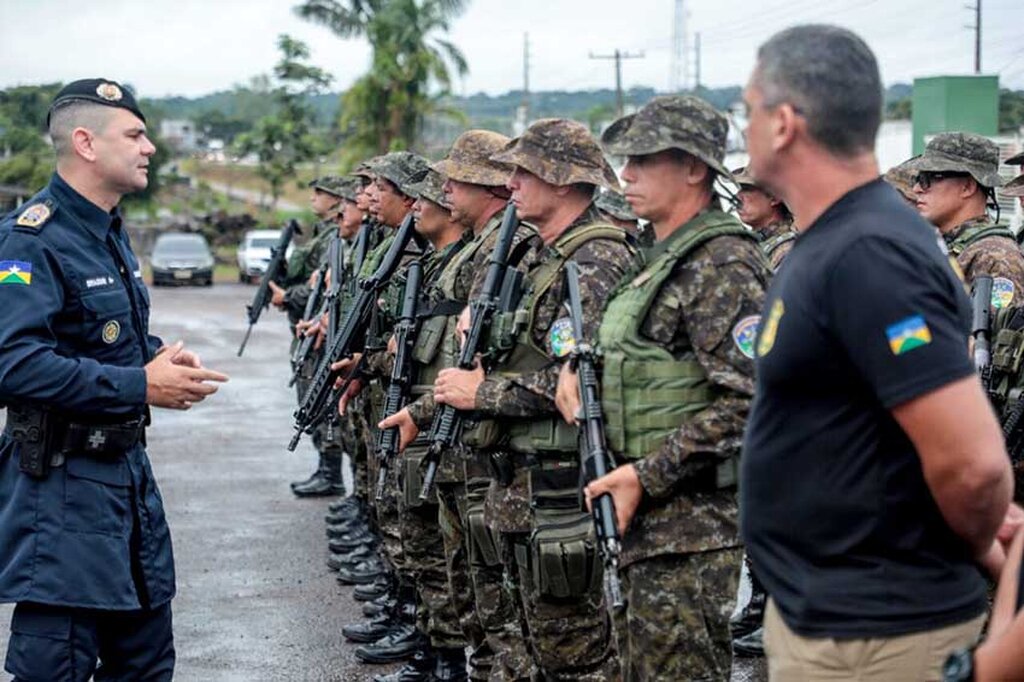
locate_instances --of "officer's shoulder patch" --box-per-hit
[14,201,55,231]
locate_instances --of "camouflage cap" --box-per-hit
[432,130,513,187]
[308,175,348,197]
[731,166,758,189]
[350,156,384,180]
[409,168,451,209]
[594,190,636,221]
[601,95,730,178]
[373,151,431,197]
[909,132,1003,188]
[1006,151,1024,166]
[1003,173,1024,198]
[491,118,620,191]
[883,156,919,203]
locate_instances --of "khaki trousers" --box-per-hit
[764,599,984,682]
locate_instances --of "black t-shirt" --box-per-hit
[741,179,988,638]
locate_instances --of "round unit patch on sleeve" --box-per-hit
[991,277,1015,309]
[549,317,577,358]
[102,320,121,344]
[732,315,760,359]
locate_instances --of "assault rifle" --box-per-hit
[288,262,329,386]
[419,202,520,501]
[238,219,300,356]
[288,214,416,451]
[565,260,624,613]
[972,276,994,386]
[375,260,423,500]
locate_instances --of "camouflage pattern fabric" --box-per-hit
[399,443,466,650]
[1003,172,1024,198]
[283,221,337,323]
[601,95,732,178]
[491,119,620,190]
[409,167,451,208]
[615,548,742,682]
[373,151,432,197]
[308,174,353,199]
[883,157,919,203]
[437,477,494,680]
[501,532,620,681]
[595,189,638,222]
[757,217,797,271]
[945,215,1024,309]
[432,130,514,187]
[909,132,1005,188]
[624,214,770,566]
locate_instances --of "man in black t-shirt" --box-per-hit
[740,25,1015,681]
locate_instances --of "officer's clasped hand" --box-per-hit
[145,340,229,410]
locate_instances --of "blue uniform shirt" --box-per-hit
[0,172,175,610]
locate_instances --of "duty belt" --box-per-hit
[4,406,146,464]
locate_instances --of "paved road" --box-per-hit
[0,283,392,681]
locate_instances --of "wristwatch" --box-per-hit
[942,646,975,682]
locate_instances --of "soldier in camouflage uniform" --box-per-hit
[596,189,648,243]
[381,130,539,681]
[733,166,796,270]
[883,156,920,207]
[555,95,772,681]
[911,132,1024,311]
[434,119,637,680]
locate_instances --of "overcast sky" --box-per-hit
[1,0,1022,98]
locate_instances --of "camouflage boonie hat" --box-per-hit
[731,166,757,188]
[409,168,451,209]
[308,175,349,198]
[432,130,513,187]
[491,118,620,191]
[601,95,731,178]
[1006,151,1024,166]
[374,151,431,197]
[910,132,1004,188]
[351,156,384,180]
[883,157,919,202]
[594,190,636,221]
[1003,173,1024,198]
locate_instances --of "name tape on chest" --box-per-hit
[86,276,116,289]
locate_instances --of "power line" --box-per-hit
[588,49,645,117]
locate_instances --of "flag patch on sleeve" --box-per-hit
[0,260,32,285]
[886,315,931,355]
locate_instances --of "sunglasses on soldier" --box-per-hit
[912,171,970,190]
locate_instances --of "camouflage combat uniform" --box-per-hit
[911,132,1024,310]
[476,120,637,680]
[404,130,539,680]
[732,166,796,271]
[599,95,772,681]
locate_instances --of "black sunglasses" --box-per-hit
[913,171,970,190]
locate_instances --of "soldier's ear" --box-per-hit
[959,177,980,201]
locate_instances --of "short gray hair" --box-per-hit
[754,24,882,157]
[48,100,116,159]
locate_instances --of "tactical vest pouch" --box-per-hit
[401,443,435,509]
[467,494,501,568]
[461,419,503,450]
[411,315,448,366]
[506,417,579,455]
[528,484,599,599]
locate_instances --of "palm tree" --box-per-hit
[295,0,469,159]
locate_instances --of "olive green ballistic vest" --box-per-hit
[598,210,757,487]
[947,223,1016,257]
[484,222,635,455]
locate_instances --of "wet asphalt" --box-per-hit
[0,283,392,681]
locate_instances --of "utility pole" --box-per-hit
[966,0,982,73]
[589,49,645,118]
[694,32,702,91]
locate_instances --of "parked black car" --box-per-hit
[150,232,214,287]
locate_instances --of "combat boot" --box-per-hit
[354,624,425,664]
[328,529,378,553]
[732,627,765,657]
[328,495,362,514]
[293,451,344,497]
[326,517,369,539]
[342,611,398,644]
[337,557,389,585]
[325,504,365,525]
[432,647,469,681]
[290,453,325,491]
[353,577,391,601]
[372,648,436,682]
[362,594,397,618]
[326,544,375,571]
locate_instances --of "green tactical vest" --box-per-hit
[487,222,634,456]
[762,230,796,261]
[947,223,1016,257]
[598,210,757,488]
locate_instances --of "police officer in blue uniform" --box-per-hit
[0,79,228,681]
